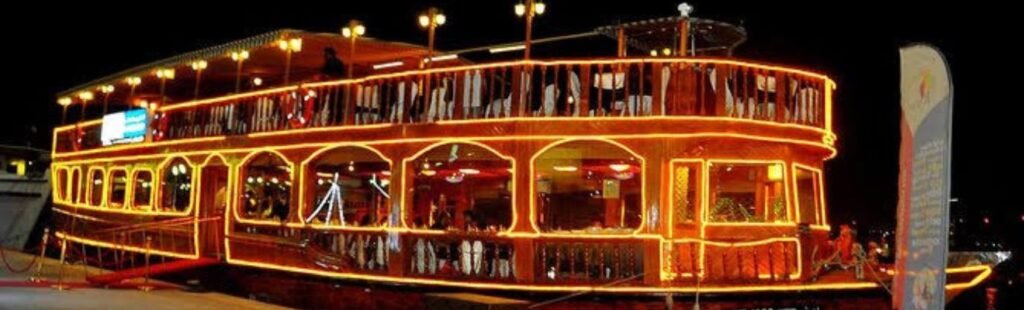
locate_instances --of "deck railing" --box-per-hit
[55,58,832,153]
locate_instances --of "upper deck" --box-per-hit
[52,56,835,158]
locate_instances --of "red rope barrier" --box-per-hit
[0,245,42,274]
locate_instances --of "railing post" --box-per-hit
[452,71,465,120]
[513,238,533,283]
[29,228,50,283]
[715,65,728,117]
[510,65,525,118]
[139,235,154,292]
[775,71,787,122]
[52,237,69,291]
[579,65,591,116]
[79,241,89,277]
[344,83,357,126]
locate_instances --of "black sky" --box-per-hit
[7,1,1019,244]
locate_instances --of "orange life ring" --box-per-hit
[285,88,317,129]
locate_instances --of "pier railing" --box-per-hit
[55,58,832,153]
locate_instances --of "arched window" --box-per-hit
[304,146,391,226]
[534,140,643,232]
[55,168,68,202]
[707,162,788,223]
[409,143,512,231]
[108,169,127,208]
[161,158,193,211]
[241,152,292,222]
[133,170,154,209]
[69,168,82,204]
[87,168,105,207]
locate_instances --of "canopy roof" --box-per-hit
[58,29,444,104]
[594,16,746,56]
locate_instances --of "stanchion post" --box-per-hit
[29,228,50,283]
[51,237,70,291]
[139,235,154,292]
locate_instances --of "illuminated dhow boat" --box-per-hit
[48,6,988,298]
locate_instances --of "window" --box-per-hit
[794,166,823,225]
[305,146,391,226]
[671,162,700,226]
[708,162,788,223]
[409,143,512,231]
[70,168,82,204]
[133,170,154,209]
[108,169,127,208]
[535,140,643,232]
[87,168,105,207]
[241,152,292,222]
[161,158,193,211]
[55,168,68,202]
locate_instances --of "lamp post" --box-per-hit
[231,50,250,93]
[514,0,546,59]
[155,68,175,102]
[278,38,303,84]
[418,7,446,68]
[57,97,72,124]
[341,20,366,79]
[99,85,115,115]
[77,91,94,122]
[125,76,142,103]
[191,60,208,99]
[341,20,366,125]
[677,2,694,56]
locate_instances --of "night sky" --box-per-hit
[8,1,1018,247]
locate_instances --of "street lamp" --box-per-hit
[341,20,366,79]
[125,76,142,101]
[77,91,94,121]
[418,7,446,67]
[191,60,208,99]
[341,20,366,125]
[514,0,546,59]
[99,85,115,115]
[57,97,73,124]
[155,68,175,103]
[231,50,250,93]
[278,38,303,84]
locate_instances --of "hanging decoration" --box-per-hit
[305,173,346,225]
[387,202,401,252]
[648,202,659,231]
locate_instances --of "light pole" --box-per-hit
[99,85,115,115]
[191,60,208,99]
[231,50,250,93]
[57,97,72,124]
[418,7,446,68]
[514,0,546,59]
[125,76,142,103]
[341,20,366,79]
[341,20,366,125]
[155,68,175,102]
[278,38,303,84]
[77,91,94,122]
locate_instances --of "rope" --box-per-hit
[0,241,44,274]
[856,250,892,295]
[66,243,127,269]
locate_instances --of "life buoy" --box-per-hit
[284,87,317,129]
[151,112,168,142]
